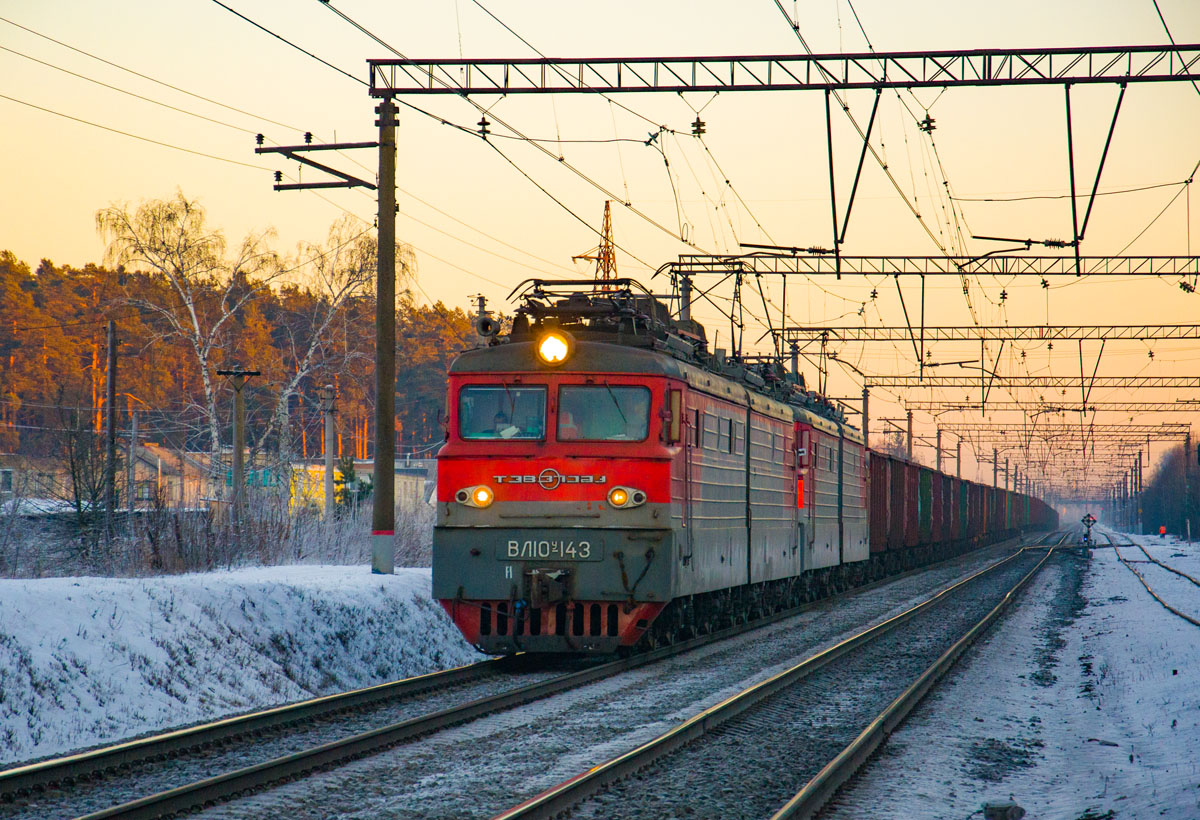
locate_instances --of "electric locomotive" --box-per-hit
[433,278,873,653]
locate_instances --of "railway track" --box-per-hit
[493,530,1067,820]
[1,531,1053,820]
[1110,533,1200,628]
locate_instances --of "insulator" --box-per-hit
[255,133,264,145]
[304,131,313,144]
[274,171,282,183]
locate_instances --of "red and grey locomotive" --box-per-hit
[433,279,1055,653]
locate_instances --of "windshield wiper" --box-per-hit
[603,381,628,425]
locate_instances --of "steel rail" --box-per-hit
[1135,544,1200,588]
[771,534,1063,819]
[1113,540,1200,628]
[490,531,1064,820]
[57,531,1051,820]
[0,657,509,799]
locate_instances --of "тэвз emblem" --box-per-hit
[491,471,607,489]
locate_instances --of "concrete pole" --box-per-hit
[321,385,337,518]
[1186,430,1192,543]
[956,438,962,479]
[906,410,913,460]
[127,409,137,540]
[680,272,693,322]
[1005,458,1010,491]
[232,373,247,530]
[936,428,943,472]
[372,97,398,575]
[861,387,869,448]
[104,320,118,552]
[993,448,998,488]
[1136,450,1143,534]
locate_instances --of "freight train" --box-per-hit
[432,279,1057,653]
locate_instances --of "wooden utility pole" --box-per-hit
[104,320,118,552]
[373,97,397,574]
[321,384,337,517]
[217,368,260,530]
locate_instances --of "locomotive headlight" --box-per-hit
[607,486,646,509]
[455,485,494,508]
[535,329,574,366]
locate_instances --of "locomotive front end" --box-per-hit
[433,285,687,653]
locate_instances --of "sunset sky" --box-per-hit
[2,0,1199,491]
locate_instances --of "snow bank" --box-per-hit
[828,530,1200,819]
[0,566,483,765]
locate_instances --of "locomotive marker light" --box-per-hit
[536,329,575,366]
[607,486,647,508]
[456,485,495,508]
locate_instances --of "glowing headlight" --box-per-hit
[455,485,494,508]
[536,330,573,366]
[607,486,646,509]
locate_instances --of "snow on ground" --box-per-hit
[827,530,1200,820]
[0,566,483,766]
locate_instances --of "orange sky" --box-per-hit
[2,0,1199,492]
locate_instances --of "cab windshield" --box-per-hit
[459,385,546,440]
[558,385,651,441]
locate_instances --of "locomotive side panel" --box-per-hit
[807,429,840,569]
[675,391,750,596]
[841,437,870,563]
[750,411,802,583]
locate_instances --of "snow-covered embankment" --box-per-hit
[0,566,482,766]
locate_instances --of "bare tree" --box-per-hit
[256,216,412,462]
[96,192,282,466]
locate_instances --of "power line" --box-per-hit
[6,223,374,333]
[4,16,582,295]
[0,14,308,135]
[208,0,364,86]
[314,1,704,251]
[0,92,267,171]
[0,44,259,135]
[951,179,1186,202]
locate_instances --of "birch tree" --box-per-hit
[96,193,282,466]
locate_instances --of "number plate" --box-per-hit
[496,538,603,561]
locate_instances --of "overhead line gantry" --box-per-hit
[866,375,1200,389]
[904,401,1200,414]
[369,45,1200,95]
[672,255,1200,278]
[785,325,1200,343]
